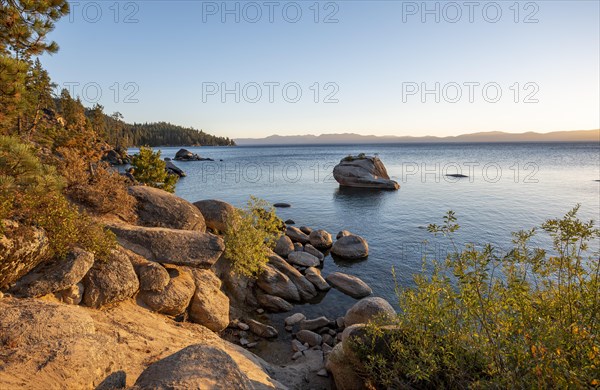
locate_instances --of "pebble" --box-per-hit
[285,326,293,332]
[336,317,345,329]
[322,343,333,355]
[317,368,329,377]
[239,331,248,338]
[292,351,303,360]
[237,322,250,331]
[322,334,333,346]
[328,329,337,337]
[240,338,249,346]
[256,308,265,314]
[246,342,257,348]
[285,219,295,225]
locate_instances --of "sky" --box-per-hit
[42,0,600,139]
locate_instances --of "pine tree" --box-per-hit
[130,146,178,193]
[0,0,69,135]
[20,58,54,139]
[89,104,107,140]
[0,0,69,58]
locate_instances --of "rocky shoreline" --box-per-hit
[0,184,396,389]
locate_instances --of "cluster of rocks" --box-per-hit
[259,224,372,307]
[102,146,131,165]
[2,186,231,334]
[174,148,214,161]
[221,296,398,387]
[284,297,397,386]
[0,180,397,389]
[227,317,276,348]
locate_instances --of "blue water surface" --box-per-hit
[132,143,600,319]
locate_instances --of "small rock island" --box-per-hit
[333,154,399,190]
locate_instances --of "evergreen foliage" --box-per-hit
[102,119,235,148]
[130,146,178,193]
[0,136,116,259]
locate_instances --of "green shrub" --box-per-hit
[224,196,284,278]
[130,146,178,193]
[353,207,600,389]
[342,153,368,162]
[0,136,116,259]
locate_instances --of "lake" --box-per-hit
[133,143,600,320]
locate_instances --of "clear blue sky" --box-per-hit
[42,1,600,139]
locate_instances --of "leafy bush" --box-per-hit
[0,136,116,259]
[130,146,178,193]
[224,196,284,278]
[353,207,600,389]
[57,146,135,220]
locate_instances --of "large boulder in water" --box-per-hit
[333,155,399,190]
[129,186,206,231]
[174,148,213,161]
[193,199,236,233]
[331,234,369,260]
[0,220,49,289]
[326,272,372,299]
[109,223,224,268]
[309,229,333,250]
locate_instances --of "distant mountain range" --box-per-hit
[235,129,599,145]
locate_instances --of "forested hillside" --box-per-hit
[94,112,235,147]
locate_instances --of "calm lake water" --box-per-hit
[133,143,600,320]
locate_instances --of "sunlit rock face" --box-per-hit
[333,155,399,190]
